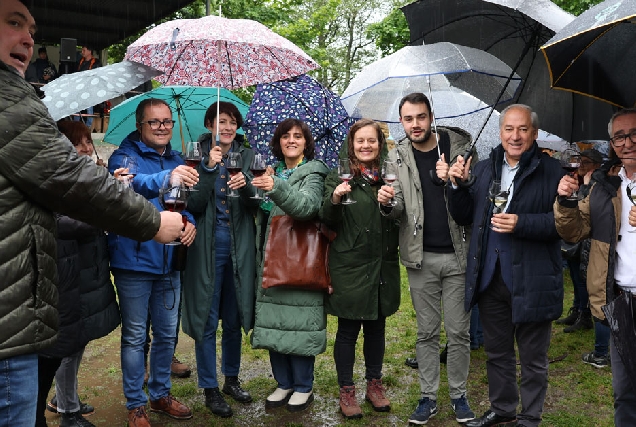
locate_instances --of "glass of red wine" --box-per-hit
[381,160,398,207]
[226,152,242,198]
[121,155,138,179]
[250,153,267,200]
[338,159,356,205]
[560,146,582,201]
[159,174,188,246]
[184,141,202,168]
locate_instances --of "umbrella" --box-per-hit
[41,60,162,122]
[401,0,613,141]
[124,15,319,89]
[243,74,355,169]
[340,42,522,124]
[541,0,636,108]
[602,291,636,391]
[102,86,249,149]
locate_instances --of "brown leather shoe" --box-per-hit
[339,386,362,419]
[128,406,151,427]
[171,356,191,378]
[149,395,192,420]
[365,378,390,412]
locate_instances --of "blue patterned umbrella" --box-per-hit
[243,74,355,168]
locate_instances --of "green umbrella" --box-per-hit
[103,85,249,151]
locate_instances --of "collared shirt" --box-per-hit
[500,155,519,214]
[615,167,636,292]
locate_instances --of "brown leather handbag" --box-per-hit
[262,215,337,291]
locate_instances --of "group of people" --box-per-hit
[1,1,636,427]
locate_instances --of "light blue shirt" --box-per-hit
[500,156,519,213]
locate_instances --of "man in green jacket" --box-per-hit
[0,1,184,425]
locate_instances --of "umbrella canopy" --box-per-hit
[41,61,162,122]
[541,0,636,108]
[243,75,355,169]
[401,0,613,141]
[341,42,521,124]
[125,15,319,89]
[103,86,249,149]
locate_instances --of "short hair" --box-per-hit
[57,120,91,146]
[347,118,386,175]
[82,45,95,53]
[399,92,432,117]
[499,104,540,129]
[270,118,315,162]
[204,101,243,129]
[38,47,47,54]
[608,108,636,136]
[135,98,171,123]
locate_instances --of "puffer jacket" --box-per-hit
[381,127,475,270]
[0,61,160,360]
[251,160,329,356]
[554,164,622,320]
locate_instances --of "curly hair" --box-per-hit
[270,118,315,162]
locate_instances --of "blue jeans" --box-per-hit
[195,226,242,389]
[610,336,636,426]
[113,269,181,410]
[269,351,314,393]
[594,319,611,357]
[0,353,38,426]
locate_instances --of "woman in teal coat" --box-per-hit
[319,119,400,419]
[251,118,329,413]
[181,102,259,418]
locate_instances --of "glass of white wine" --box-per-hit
[489,180,509,230]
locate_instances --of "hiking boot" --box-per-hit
[451,394,476,423]
[127,406,150,427]
[204,387,233,418]
[339,385,362,419]
[149,394,192,419]
[286,391,314,412]
[59,412,96,427]
[563,312,593,333]
[408,397,438,425]
[405,357,418,369]
[222,376,252,403]
[47,395,94,415]
[265,387,293,409]
[582,351,610,368]
[365,378,390,412]
[170,355,191,378]
[555,307,580,325]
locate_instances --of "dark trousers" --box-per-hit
[36,356,63,427]
[334,317,386,387]
[567,258,590,315]
[478,272,552,427]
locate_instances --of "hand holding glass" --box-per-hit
[560,146,582,201]
[488,180,509,230]
[159,174,188,246]
[338,159,356,205]
[121,156,138,179]
[382,160,398,207]
[226,152,242,198]
[250,154,267,200]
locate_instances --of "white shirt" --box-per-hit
[614,167,636,292]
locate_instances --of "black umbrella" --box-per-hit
[541,0,636,108]
[401,0,614,141]
[602,291,636,391]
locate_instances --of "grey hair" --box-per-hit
[608,108,636,136]
[499,104,539,129]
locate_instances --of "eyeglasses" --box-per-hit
[610,130,636,147]
[139,120,176,130]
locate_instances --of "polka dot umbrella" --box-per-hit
[41,60,162,122]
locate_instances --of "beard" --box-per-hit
[407,127,432,144]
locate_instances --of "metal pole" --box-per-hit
[206,0,210,16]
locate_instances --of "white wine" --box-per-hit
[494,196,508,208]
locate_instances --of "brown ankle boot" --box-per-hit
[365,378,390,412]
[128,406,150,427]
[339,386,362,419]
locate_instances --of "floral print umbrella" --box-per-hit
[243,74,355,169]
[125,15,319,89]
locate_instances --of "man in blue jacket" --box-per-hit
[108,98,199,427]
[448,105,564,427]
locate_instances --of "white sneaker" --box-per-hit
[265,388,293,408]
[287,391,314,412]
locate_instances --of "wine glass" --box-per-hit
[381,160,398,207]
[488,180,509,230]
[626,173,636,233]
[338,159,356,205]
[560,146,582,201]
[226,152,242,198]
[250,154,267,200]
[184,141,202,168]
[121,155,138,179]
[159,174,188,246]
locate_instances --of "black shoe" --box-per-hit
[47,395,94,416]
[563,312,593,333]
[465,409,516,427]
[404,357,418,369]
[204,387,233,418]
[59,412,96,427]
[440,344,448,365]
[222,376,252,403]
[555,307,580,325]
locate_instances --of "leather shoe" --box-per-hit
[404,357,418,369]
[464,409,516,427]
[222,376,252,403]
[205,387,233,418]
[149,394,192,419]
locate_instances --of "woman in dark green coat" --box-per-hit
[181,102,259,418]
[319,119,400,420]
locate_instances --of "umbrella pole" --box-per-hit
[175,97,186,153]
[427,76,445,186]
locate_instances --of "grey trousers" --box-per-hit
[407,251,470,400]
[610,335,636,426]
[54,347,85,413]
[479,272,551,427]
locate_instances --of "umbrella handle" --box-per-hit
[456,146,476,188]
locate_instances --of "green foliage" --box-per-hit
[367,6,410,56]
[551,0,605,15]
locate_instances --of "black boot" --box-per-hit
[222,376,252,403]
[59,411,96,427]
[556,307,580,325]
[204,387,233,418]
[564,311,593,333]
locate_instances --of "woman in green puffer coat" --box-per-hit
[319,119,400,419]
[251,118,329,413]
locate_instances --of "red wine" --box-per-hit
[163,200,186,213]
[227,167,242,176]
[184,159,199,168]
[251,168,266,177]
[339,173,352,183]
[126,173,137,179]
[562,163,580,174]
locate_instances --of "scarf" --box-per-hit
[260,157,307,213]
